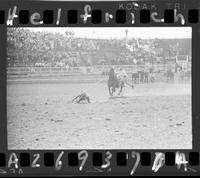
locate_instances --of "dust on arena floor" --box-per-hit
[7,77,192,150]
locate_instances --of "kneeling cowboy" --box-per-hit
[72,91,90,103]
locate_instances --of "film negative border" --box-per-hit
[0,151,200,175]
[1,0,200,176]
[0,8,198,25]
[0,1,199,26]
[0,9,198,25]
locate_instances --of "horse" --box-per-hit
[180,70,191,81]
[165,69,174,82]
[109,77,128,96]
[149,72,155,83]
[132,71,150,84]
[107,68,120,96]
[132,72,139,84]
[107,68,126,96]
[137,70,150,83]
[137,71,144,83]
[108,68,133,97]
[143,71,149,83]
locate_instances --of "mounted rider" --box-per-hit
[115,67,128,87]
[108,66,119,92]
[108,66,132,96]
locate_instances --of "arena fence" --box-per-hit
[7,64,173,76]
[7,64,191,85]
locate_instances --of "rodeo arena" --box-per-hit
[7,28,192,149]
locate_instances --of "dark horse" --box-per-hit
[107,68,124,96]
[165,69,174,82]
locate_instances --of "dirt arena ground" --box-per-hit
[7,79,192,149]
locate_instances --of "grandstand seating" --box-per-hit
[7,28,191,68]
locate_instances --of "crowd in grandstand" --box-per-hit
[7,28,191,68]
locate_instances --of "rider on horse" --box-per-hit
[108,67,119,92]
[108,67,132,96]
[115,67,128,87]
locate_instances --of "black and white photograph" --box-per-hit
[7,27,192,149]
